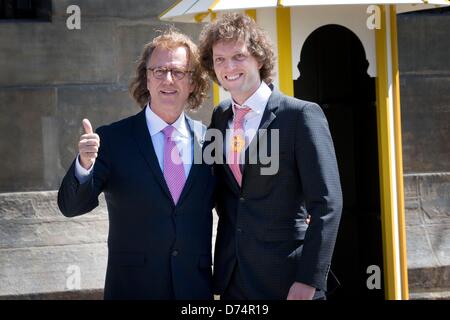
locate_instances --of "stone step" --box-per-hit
[0,191,108,297]
[410,290,450,300]
[0,289,103,300]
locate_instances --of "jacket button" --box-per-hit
[172,250,178,256]
[239,197,245,202]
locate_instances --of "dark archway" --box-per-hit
[294,24,384,299]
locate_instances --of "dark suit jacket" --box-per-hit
[58,109,215,300]
[211,87,342,299]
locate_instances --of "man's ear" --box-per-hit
[146,76,151,91]
[189,80,195,94]
[258,61,263,70]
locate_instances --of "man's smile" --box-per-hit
[160,89,177,95]
[224,73,243,81]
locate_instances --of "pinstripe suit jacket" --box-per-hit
[211,87,343,299]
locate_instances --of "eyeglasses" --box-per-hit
[147,67,193,80]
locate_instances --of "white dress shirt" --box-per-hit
[75,104,193,183]
[225,81,272,163]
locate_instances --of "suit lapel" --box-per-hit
[216,104,233,145]
[214,103,242,194]
[242,89,281,188]
[213,89,282,193]
[132,109,173,202]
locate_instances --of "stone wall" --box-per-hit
[404,174,450,298]
[397,9,450,298]
[0,190,218,299]
[0,191,107,298]
[398,11,450,173]
[0,0,213,193]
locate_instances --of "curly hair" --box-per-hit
[198,12,276,86]
[130,27,209,110]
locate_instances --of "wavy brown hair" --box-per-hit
[198,12,276,86]
[130,28,209,110]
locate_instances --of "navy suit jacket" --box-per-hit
[58,109,215,299]
[211,87,343,299]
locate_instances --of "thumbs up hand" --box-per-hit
[78,119,100,170]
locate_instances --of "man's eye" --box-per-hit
[172,70,184,77]
[235,54,246,61]
[214,57,224,64]
[154,69,165,76]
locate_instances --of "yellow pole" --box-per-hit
[375,5,399,300]
[245,9,257,21]
[276,7,293,96]
[390,4,409,300]
[244,8,257,105]
[213,82,220,107]
[209,12,220,107]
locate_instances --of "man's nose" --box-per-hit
[224,59,236,70]
[162,70,175,82]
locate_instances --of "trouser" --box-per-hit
[221,263,326,300]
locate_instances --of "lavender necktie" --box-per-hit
[162,125,186,204]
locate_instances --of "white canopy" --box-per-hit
[159,0,449,22]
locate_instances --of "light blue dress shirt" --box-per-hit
[75,104,193,183]
[144,104,193,177]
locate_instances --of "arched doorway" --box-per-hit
[294,24,384,299]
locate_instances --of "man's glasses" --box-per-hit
[147,67,193,80]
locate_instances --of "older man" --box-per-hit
[58,29,214,299]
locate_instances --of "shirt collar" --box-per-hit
[145,104,190,138]
[232,81,272,115]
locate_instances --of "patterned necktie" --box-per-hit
[162,125,186,204]
[228,106,251,187]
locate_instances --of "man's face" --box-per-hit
[147,46,194,118]
[212,40,262,104]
